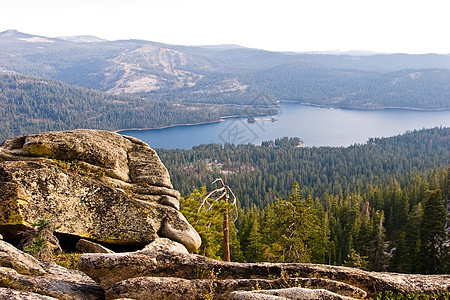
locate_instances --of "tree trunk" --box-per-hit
[223,206,231,262]
[223,186,231,262]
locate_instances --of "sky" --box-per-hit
[1,0,449,54]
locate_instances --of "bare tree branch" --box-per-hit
[198,178,239,262]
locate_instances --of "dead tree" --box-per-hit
[198,178,238,262]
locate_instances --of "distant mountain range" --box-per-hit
[1,29,450,111]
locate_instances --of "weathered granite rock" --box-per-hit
[0,240,46,276]
[140,237,188,254]
[0,240,104,299]
[41,261,98,284]
[0,267,103,300]
[0,130,171,187]
[230,287,358,300]
[76,239,115,254]
[106,277,206,300]
[79,251,450,298]
[0,129,200,252]
[105,276,366,300]
[0,287,58,300]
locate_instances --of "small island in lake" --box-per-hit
[247,116,277,123]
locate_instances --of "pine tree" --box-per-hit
[403,203,423,273]
[261,182,323,263]
[320,211,331,264]
[344,248,369,270]
[229,223,245,262]
[198,179,238,262]
[180,187,222,259]
[389,231,408,273]
[244,215,263,262]
[419,189,446,274]
[372,210,386,271]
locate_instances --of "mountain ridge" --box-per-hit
[1,29,449,113]
[56,35,108,43]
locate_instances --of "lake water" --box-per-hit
[119,103,450,149]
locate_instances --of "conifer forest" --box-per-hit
[158,128,450,273]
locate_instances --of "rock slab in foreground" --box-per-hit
[230,287,358,300]
[0,267,103,300]
[0,129,201,252]
[79,250,450,299]
[106,276,365,300]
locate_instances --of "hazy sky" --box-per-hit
[1,0,449,54]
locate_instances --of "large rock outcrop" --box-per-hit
[0,129,201,252]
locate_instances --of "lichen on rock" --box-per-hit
[0,129,201,252]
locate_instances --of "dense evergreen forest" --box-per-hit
[0,74,275,142]
[158,128,450,273]
[247,68,450,109]
[158,127,449,206]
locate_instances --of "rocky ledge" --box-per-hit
[78,248,450,299]
[1,236,449,299]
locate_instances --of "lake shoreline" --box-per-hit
[281,100,450,111]
[116,112,276,134]
[119,102,450,149]
[117,102,449,134]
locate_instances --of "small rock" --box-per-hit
[76,239,115,254]
[159,212,202,252]
[0,266,104,300]
[0,240,46,276]
[230,287,358,300]
[159,195,180,210]
[0,287,57,299]
[140,238,188,254]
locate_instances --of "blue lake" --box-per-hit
[119,103,450,149]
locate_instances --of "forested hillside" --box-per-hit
[249,68,450,109]
[0,74,275,142]
[158,127,449,207]
[159,128,450,273]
